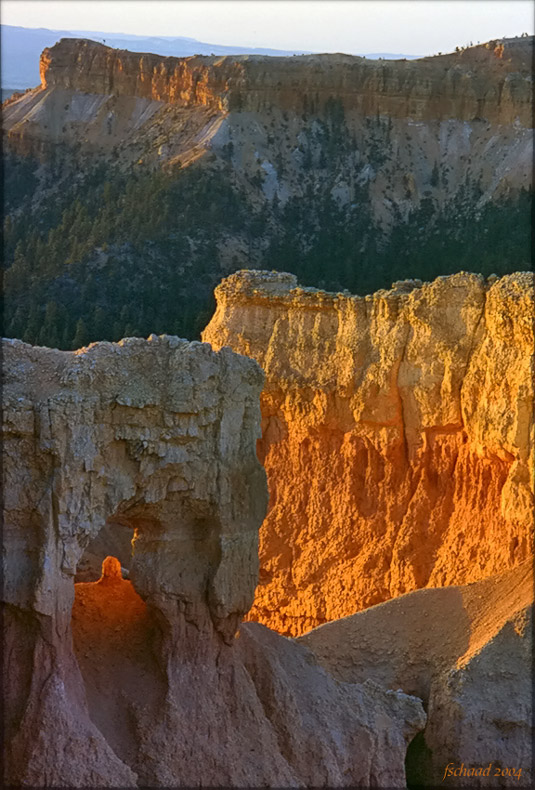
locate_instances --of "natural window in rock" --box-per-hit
[71,555,165,771]
[75,521,134,583]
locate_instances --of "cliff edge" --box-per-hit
[203,270,534,635]
[38,36,533,124]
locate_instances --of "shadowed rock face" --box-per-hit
[3,335,266,641]
[202,270,534,636]
[2,335,424,787]
[298,562,533,787]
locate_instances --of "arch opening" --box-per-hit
[71,522,166,778]
[75,519,135,583]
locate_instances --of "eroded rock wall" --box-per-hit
[202,270,534,635]
[39,37,532,125]
[2,335,424,787]
[3,37,531,216]
[40,38,239,109]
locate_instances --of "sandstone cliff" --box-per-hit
[299,561,533,787]
[39,36,533,124]
[2,336,424,787]
[39,38,237,110]
[202,270,534,635]
[3,36,532,210]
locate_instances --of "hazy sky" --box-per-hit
[3,1,533,55]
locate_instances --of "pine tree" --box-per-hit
[39,301,60,348]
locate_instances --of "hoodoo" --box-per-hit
[2,335,424,787]
[2,26,533,787]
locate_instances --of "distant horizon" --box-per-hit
[1,23,425,58]
[3,1,533,58]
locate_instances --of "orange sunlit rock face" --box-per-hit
[73,556,151,647]
[98,555,124,581]
[202,270,534,636]
[72,557,166,768]
[39,38,240,111]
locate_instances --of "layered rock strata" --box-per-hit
[3,37,532,195]
[40,36,533,124]
[299,561,533,787]
[203,270,534,635]
[2,336,424,787]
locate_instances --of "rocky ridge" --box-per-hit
[2,335,424,787]
[3,36,532,210]
[202,269,534,635]
[39,36,534,124]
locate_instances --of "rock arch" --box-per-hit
[2,336,267,785]
[3,334,425,787]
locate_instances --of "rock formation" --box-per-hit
[39,36,534,124]
[202,270,534,635]
[3,36,532,210]
[299,560,533,787]
[2,335,424,787]
[39,38,237,110]
[3,37,532,353]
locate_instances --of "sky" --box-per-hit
[3,1,533,56]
